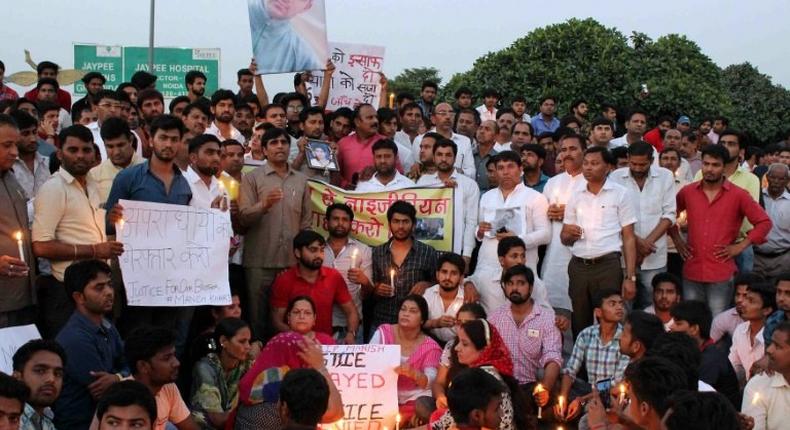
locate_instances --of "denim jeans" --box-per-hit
[637,267,667,310]
[683,278,734,316]
[735,245,754,274]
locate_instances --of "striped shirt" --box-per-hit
[563,324,630,384]
[371,238,437,327]
[489,303,563,385]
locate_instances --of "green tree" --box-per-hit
[722,62,790,143]
[387,67,442,99]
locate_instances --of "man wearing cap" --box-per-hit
[677,115,691,133]
[71,72,106,120]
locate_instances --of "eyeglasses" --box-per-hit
[435,110,455,116]
[287,105,304,112]
[99,103,122,109]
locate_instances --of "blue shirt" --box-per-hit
[525,172,550,193]
[764,310,787,345]
[53,312,126,430]
[104,160,192,233]
[248,0,323,74]
[530,114,560,136]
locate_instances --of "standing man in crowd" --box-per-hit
[472,120,498,191]
[412,102,475,179]
[531,96,560,135]
[417,81,437,119]
[206,90,246,144]
[609,108,648,149]
[562,146,638,335]
[355,139,414,192]
[88,118,142,204]
[753,163,789,280]
[336,104,387,188]
[185,71,206,103]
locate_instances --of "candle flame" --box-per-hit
[14,231,22,241]
[619,383,626,394]
[352,249,358,258]
[396,413,401,422]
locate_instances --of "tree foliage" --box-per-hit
[439,18,790,144]
[387,67,441,99]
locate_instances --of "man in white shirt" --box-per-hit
[541,133,586,330]
[742,320,790,430]
[88,118,143,204]
[323,203,372,344]
[477,151,550,274]
[729,282,775,384]
[754,163,790,280]
[394,102,422,154]
[589,117,614,148]
[355,139,414,192]
[609,108,648,149]
[417,138,479,263]
[412,102,475,179]
[205,90,246,145]
[88,90,141,161]
[493,108,516,152]
[510,121,534,154]
[562,146,638,336]
[424,253,467,343]
[663,129,694,182]
[184,134,224,209]
[475,88,499,122]
[610,142,676,309]
[643,272,682,331]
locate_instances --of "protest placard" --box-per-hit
[306,42,386,110]
[320,344,400,429]
[247,0,328,74]
[306,180,455,252]
[116,199,232,307]
[0,324,41,374]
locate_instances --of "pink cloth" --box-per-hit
[336,132,402,187]
[376,324,441,397]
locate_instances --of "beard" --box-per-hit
[439,282,458,292]
[194,87,205,96]
[196,164,218,177]
[328,225,349,238]
[299,256,323,270]
[217,112,233,123]
[508,292,529,305]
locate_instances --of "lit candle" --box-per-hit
[334,418,343,430]
[674,169,680,178]
[557,395,565,419]
[618,383,626,405]
[752,391,760,405]
[390,268,395,288]
[395,413,401,430]
[14,231,25,264]
[116,219,125,238]
[533,383,544,419]
[388,92,395,109]
[217,181,229,207]
[228,179,239,201]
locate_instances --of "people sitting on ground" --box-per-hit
[95,380,158,430]
[11,339,66,430]
[446,368,508,430]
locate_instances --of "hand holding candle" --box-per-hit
[228,178,239,201]
[395,413,401,430]
[14,231,25,264]
[390,268,396,297]
[350,248,358,268]
[533,383,545,418]
[618,383,626,406]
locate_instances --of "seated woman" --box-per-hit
[191,318,254,429]
[432,302,488,409]
[232,296,341,428]
[430,319,535,430]
[369,294,442,426]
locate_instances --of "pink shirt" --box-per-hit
[488,303,563,385]
[337,132,403,188]
[710,307,744,343]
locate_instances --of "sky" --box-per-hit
[1,0,788,99]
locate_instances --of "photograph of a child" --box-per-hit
[305,140,338,171]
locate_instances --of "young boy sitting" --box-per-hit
[447,368,505,430]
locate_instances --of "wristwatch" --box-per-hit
[627,275,637,282]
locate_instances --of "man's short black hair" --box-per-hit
[558,131,587,149]
[279,368,329,426]
[36,61,60,75]
[457,107,481,125]
[261,127,289,147]
[651,272,682,296]
[398,102,421,118]
[647,332,701,390]
[182,101,211,119]
[188,133,221,154]
[495,108,516,120]
[59,124,94,147]
[512,95,527,104]
[96,380,157,424]
[538,95,557,105]
[663,391,739,430]
[590,116,614,129]
[100,117,132,142]
[600,102,617,112]
[377,107,397,124]
[670,300,712,340]
[421,80,438,91]
[371,138,398,155]
[237,68,253,80]
[592,288,621,309]
[433,138,458,156]
[628,141,655,159]
[501,264,534,286]
[12,339,66,372]
[718,129,746,150]
[625,311,665,352]
[185,70,207,85]
[36,100,60,117]
[701,143,731,164]
[447,368,505,425]
[281,92,308,109]
[395,92,414,105]
[497,236,525,257]
[746,282,776,311]
[627,107,649,121]
[325,203,354,222]
[493,150,521,167]
[210,89,236,107]
[387,200,416,224]
[585,145,616,165]
[8,110,37,130]
[624,357,688,418]
[482,88,500,99]
[519,143,546,160]
[0,113,18,130]
[36,77,59,91]
[168,95,190,113]
[0,372,29,408]
[299,106,324,123]
[150,114,185,139]
[63,259,112,296]
[124,326,176,375]
[570,98,588,111]
[92,89,123,106]
[713,115,729,126]
[437,252,466,275]
[136,88,164,110]
[293,229,326,251]
[454,87,473,99]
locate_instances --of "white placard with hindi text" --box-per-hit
[320,344,400,429]
[0,324,41,374]
[306,42,386,110]
[117,199,232,307]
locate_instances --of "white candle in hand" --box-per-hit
[350,248,358,268]
[14,231,25,264]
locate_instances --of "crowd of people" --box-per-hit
[0,55,789,430]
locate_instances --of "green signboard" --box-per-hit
[74,44,220,98]
[73,44,123,93]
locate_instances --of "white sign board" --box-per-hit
[320,344,400,429]
[306,42,386,110]
[117,199,232,307]
[0,324,41,374]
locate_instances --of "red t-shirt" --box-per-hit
[270,266,352,335]
[24,88,72,112]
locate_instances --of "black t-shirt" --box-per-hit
[700,341,742,407]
